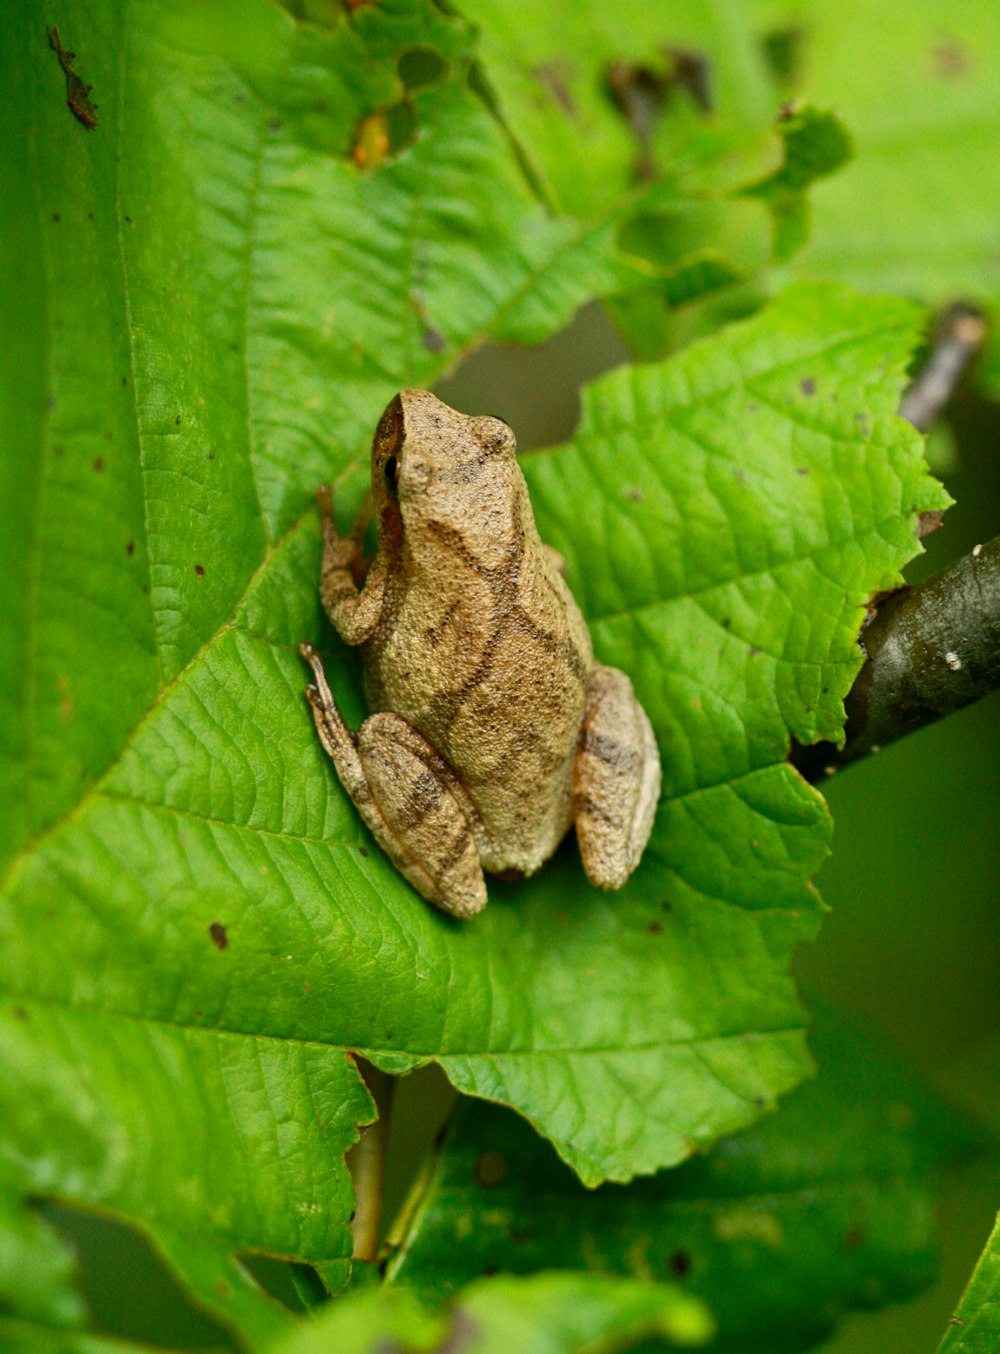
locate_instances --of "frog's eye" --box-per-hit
[384,454,399,489]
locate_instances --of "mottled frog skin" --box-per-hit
[301,390,661,918]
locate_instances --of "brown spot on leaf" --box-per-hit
[800,377,816,395]
[670,1249,692,1276]
[209,921,229,950]
[844,1226,864,1251]
[918,509,946,538]
[194,563,205,576]
[933,40,968,77]
[646,920,663,935]
[125,539,135,556]
[423,326,446,354]
[93,456,105,472]
[12,1006,28,1021]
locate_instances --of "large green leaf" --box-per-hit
[386,1016,959,1350]
[0,0,946,1337]
[938,1210,1000,1354]
[273,1272,712,1354]
[758,0,1000,389]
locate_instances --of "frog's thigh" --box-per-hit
[573,665,662,890]
[357,714,488,919]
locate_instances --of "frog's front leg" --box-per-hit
[300,644,488,918]
[573,665,661,889]
[317,485,386,646]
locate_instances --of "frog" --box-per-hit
[300,389,661,918]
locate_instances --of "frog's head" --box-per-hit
[370,390,520,555]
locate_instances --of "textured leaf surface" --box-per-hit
[274,1272,712,1354]
[387,1018,955,1351]
[938,1211,1000,1354]
[762,0,1000,388]
[0,0,947,1334]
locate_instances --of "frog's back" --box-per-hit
[364,486,592,877]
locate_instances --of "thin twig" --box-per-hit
[790,537,1000,781]
[899,304,986,432]
[347,1061,395,1263]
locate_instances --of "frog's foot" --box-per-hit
[300,644,487,919]
[573,664,661,890]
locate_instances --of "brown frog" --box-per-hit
[301,391,661,918]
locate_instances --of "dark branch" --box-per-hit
[791,537,1000,782]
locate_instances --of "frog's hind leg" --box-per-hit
[573,665,661,890]
[300,643,487,919]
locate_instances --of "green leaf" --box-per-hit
[762,0,1000,389]
[273,1272,713,1354]
[0,0,947,1329]
[386,1017,959,1351]
[938,1211,1000,1353]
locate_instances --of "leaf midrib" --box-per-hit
[5,990,805,1064]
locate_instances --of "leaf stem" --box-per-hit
[791,537,1000,781]
[348,1062,395,1264]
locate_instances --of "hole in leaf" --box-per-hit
[352,102,418,169]
[398,46,449,92]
